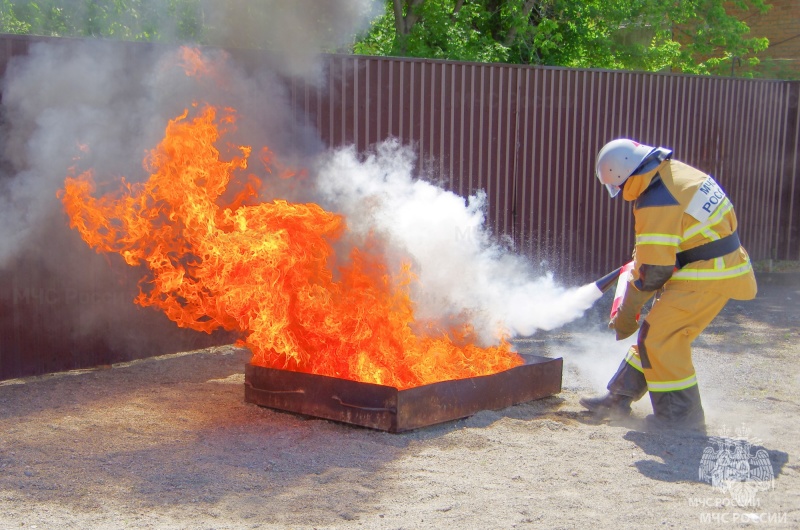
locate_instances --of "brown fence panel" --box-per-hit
[0,35,798,380]
[301,55,799,279]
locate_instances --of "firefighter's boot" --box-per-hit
[579,393,633,417]
[580,357,647,418]
[646,385,706,434]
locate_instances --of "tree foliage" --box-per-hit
[0,0,774,77]
[0,0,204,42]
[352,0,772,77]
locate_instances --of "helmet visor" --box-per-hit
[604,183,621,198]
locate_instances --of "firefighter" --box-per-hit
[580,138,757,432]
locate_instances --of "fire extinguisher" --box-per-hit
[592,261,639,321]
[610,261,637,321]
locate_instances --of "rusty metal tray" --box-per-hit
[244,354,562,432]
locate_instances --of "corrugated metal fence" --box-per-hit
[285,55,799,279]
[1,35,797,279]
[0,34,798,380]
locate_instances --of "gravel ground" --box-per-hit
[0,275,797,529]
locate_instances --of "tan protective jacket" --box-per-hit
[626,160,757,300]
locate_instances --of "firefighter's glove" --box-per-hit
[609,283,654,341]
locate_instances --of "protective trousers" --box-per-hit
[607,288,729,425]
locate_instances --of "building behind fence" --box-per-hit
[0,34,798,379]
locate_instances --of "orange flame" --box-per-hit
[59,105,522,389]
[178,46,213,78]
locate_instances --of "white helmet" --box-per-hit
[596,139,656,197]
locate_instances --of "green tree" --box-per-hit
[0,0,205,42]
[353,0,771,77]
[0,0,774,77]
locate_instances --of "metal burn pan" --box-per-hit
[244,354,562,433]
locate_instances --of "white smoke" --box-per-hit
[0,0,607,354]
[554,330,631,393]
[0,2,384,355]
[5,0,382,80]
[313,141,604,343]
[0,40,317,268]
[0,0,384,268]
[202,0,383,80]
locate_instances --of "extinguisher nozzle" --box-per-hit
[594,266,624,294]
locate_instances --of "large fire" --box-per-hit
[58,53,522,389]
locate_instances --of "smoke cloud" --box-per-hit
[0,0,608,364]
[314,141,604,343]
[554,329,630,393]
[202,0,383,79]
[1,0,381,266]
[5,0,381,80]
[0,40,318,267]
[0,1,384,357]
